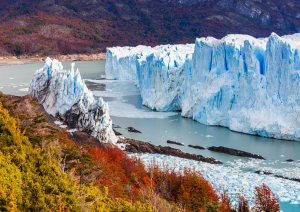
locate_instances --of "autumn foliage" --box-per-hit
[0,92,281,212]
[252,183,280,212]
[0,0,298,56]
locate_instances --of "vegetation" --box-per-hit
[0,0,298,56]
[0,92,280,211]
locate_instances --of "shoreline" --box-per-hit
[0,53,106,66]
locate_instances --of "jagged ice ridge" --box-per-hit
[28,57,117,144]
[105,33,300,141]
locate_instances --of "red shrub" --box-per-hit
[252,183,280,212]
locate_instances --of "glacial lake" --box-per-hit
[0,60,299,211]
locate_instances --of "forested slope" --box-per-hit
[0,0,299,56]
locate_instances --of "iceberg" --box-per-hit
[105,33,300,141]
[28,57,117,144]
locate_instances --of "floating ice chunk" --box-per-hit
[280,197,291,202]
[281,155,285,157]
[18,88,29,92]
[67,129,77,133]
[55,121,63,125]
[206,135,214,138]
[291,201,300,204]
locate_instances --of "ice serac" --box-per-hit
[28,57,117,144]
[105,45,151,81]
[105,33,300,141]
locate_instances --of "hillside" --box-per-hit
[0,0,299,56]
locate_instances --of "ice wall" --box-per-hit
[105,45,151,81]
[106,33,300,141]
[29,57,117,144]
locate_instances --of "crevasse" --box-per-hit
[106,33,300,141]
[28,57,117,144]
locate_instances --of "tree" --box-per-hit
[252,183,280,212]
[219,185,233,212]
[235,191,250,212]
[177,168,220,211]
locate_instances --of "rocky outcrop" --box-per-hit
[126,127,142,133]
[119,138,222,164]
[235,1,262,20]
[208,146,265,160]
[188,145,205,150]
[167,140,184,146]
[255,169,300,183]
[28,57,117,144]
[113,129,122,136]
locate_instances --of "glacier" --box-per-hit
[28,57,117,144]
[105,33,300,141]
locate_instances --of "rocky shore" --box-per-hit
[118,138,222,164]
[208,146,265,160]
[0,53,106,66]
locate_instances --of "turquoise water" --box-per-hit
[0,60,299,211]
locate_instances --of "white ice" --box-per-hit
[105,33,300,141]
[28,58,117,144]
[131,153,300,206]
[18,88,29,92]
[54,120,63,125]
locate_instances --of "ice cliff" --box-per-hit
[105,33,300,141]
[28,57,117,144]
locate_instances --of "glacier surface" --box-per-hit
[28,57,117,144]
[105,33,300,141]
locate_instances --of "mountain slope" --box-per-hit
[0,0,299,56]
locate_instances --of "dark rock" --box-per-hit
[260,13,271,26]
[235,1,262,20]
[255,169,300,183]
[119,138,222,164]
[167,140,184,146]
[286,159,294,162]
[127,127,141,133]
[215,0,233,10]
[113,129,122,136]
[274,19,287,30]
[208,146,265,160]
[275,175,300,183]
[112,124,121,128]
[255,171,273,175]
[188,145,205,150]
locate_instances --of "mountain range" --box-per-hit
[0,0,299,56]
